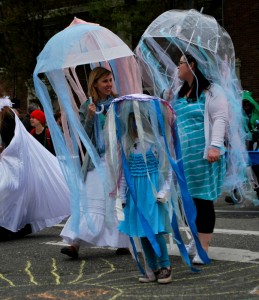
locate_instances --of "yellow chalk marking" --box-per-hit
[51,258,60,285]
[96,259,115,279]
[69,260,86,284]
[25,261,38,285]
[76,259,115,284]
[109,288,124,300]
[0,274,15,287]
[173,264,258,282]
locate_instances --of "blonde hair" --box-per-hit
[87,67,116,104]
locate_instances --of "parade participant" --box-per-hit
[60,67,130,259]
[173,54,228,264]
[135,8,255,265]
[0,96,70,238]
[104,94,210,283]
[119,111,172,283]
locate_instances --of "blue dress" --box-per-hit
[118,148,172,237]
[173,94,226,201]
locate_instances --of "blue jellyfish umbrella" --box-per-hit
[33,17,142,233]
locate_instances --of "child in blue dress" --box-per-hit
[118,112,172,284]
[104,94,210,284]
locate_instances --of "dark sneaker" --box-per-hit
[225,196,235,204]
[115,248,130,255]
[60,246,79,259]
[139,269,160,283]
[157,267,172,284]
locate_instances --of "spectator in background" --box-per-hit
[226,90,259,204]
[22,102,41,132]
[54,111,63,131]
[30,109,55,155]
[242,90,259,151]
[242,91,259,198]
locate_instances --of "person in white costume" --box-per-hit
[0,97,70,240]
[60,67,130,259]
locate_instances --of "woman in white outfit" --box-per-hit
[60,67,130,258]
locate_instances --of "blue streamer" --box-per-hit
[171,202,200,272]
[130,237,145,275]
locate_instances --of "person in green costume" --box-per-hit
[226,90,259,204]
[242,90,259,151]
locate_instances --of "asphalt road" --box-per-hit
[0,196,258,300]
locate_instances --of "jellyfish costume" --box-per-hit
[33,18,142,247]
[0,97,70,234]
[104,94,210,273]
[135,9,258,205]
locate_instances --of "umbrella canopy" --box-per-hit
[36,18,134,73]
[136,9,237,98]
[142,9,234,56]
[33,18,142,234]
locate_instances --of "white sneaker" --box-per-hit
[139,270,159,283]
[192,253,205,265]
[186,239,196,256]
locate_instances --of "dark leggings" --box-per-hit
[193,198,215,234]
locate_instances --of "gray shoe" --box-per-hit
[139,275,157,283]
[139,270,160,283]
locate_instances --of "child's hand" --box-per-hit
[156,189,169,203]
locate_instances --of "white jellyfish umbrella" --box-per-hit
[135,8,236,99]
[135,9,256,204]
[33,17,142,232]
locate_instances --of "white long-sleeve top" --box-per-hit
[203,84,229,158]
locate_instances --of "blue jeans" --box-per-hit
[140,234,171,271]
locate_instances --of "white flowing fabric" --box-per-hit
[60,158,129,248]
[0,114,70,233]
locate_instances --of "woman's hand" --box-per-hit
[87,103,96,119]
[207,147,220,163]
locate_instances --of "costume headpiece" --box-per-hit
[0,96,13,111]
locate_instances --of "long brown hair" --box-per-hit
[178,54,211,101]
[0,107,15,147]
[0,107,15,130]
[87,67,116,104]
